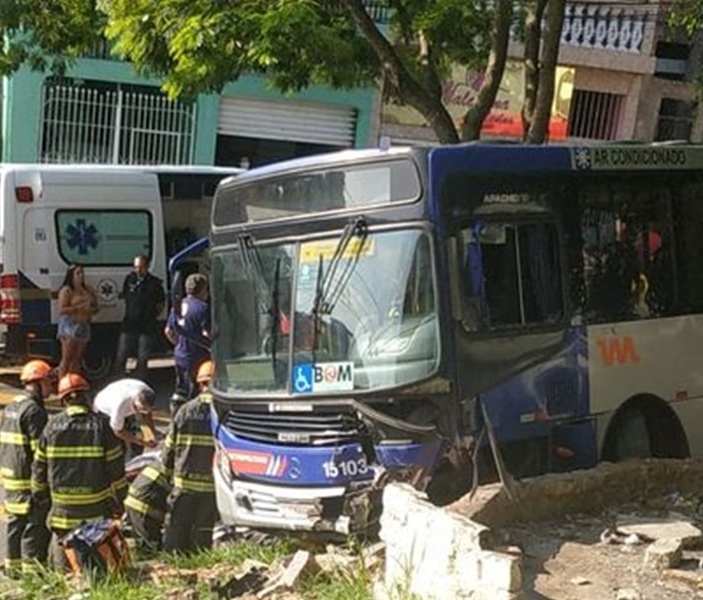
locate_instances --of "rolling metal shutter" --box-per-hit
[218,98,357,147]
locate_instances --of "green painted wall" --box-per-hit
[2,58,378,163]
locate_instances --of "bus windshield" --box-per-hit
[210,227,439,395]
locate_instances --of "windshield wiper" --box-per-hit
[270,258,281,376]
[238,234,271,314]
[310,217,368,355]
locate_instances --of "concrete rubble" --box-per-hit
[124,542,386,600]
[378,459,703,599]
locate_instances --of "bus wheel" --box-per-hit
[82,348,113,382]
[601,396,689,462]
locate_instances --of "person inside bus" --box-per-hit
[57,264,99,378]
[164,273,211,411]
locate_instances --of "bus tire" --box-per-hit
[81,347,113,382]
[601,395,689,462]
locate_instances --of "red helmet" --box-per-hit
[58,373,89,400]
[196,360,214,384]
[20,360,53,384]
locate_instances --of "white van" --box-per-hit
[0,163,242,378]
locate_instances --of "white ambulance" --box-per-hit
[0,163,242,378]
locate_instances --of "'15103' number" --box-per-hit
[322,457,369,479]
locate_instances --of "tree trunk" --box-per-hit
[522,0,548,137]
[460,0,513,141]
[342,0,460,143]
[525,0,566,143]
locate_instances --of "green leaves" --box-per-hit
[668,0,703,36]
[0,0,105,75]
[0,0,520,141]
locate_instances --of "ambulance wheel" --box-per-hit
[82,349,113,382]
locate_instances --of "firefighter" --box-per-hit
[0,359,54,576]
[31,372,128,570]
[124,460,171,553]
[162,359,217,553]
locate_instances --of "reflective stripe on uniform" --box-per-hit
[51,488,112,505]
[3,477,31,491]
[4,500,30,515]
[112,476,128,493]
[124,495,165,520]
[31,480,48,493]
[141,466,170,490]
[44,446,105,459]
[105,446,123,461]
[0,431,29,445]
[49,514,102,530]
[175,434,213,447]
[173,477,215,493]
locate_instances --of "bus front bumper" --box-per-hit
[213,465,382,535]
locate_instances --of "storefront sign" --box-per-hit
[382,60,574,141]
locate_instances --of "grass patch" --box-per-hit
[300,569,375,600]
[3,537,380,600]
[159,537,294,570]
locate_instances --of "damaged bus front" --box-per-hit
[207,147,568,534]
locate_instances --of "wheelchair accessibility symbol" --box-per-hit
[293,365,313,393]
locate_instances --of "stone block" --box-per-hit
[643,538,682,571]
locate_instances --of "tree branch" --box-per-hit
[526,0,566,143]
[342,0,459,143]
[461,0,513,141]
[522,0,548,137]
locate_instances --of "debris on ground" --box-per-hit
[500,491,703,600]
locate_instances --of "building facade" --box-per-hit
[381,0,703,144]
[1,46,380,168]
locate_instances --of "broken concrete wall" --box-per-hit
[453,459,703,529]
[379,484,521,600]
[379,459,703,600]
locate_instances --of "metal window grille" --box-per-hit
[655,98,695,142]
[655,116,693,141]
[40,79,196,164]
[567,89,624,140]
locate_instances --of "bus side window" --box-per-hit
[459,221,563,331]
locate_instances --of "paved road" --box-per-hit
[0,362,178,565]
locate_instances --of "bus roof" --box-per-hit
[218,142,703,194]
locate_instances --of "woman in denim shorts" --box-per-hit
[57,264,99,378]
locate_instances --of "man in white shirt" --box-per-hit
[94,378,158,454]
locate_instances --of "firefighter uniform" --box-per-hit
[0,391,51,575]
[124,462,171,551]
[162,391,217,553]
[0,360,53,576]
[31,373,128,569]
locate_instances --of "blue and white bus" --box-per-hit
[198,143,703,534]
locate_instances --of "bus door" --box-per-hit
[449,206,569,400]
